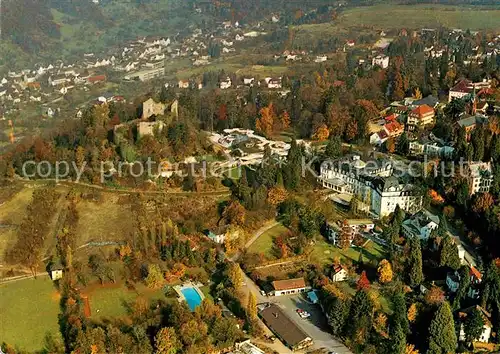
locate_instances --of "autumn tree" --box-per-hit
[247,292,257,320]
[227,262,243,290]
[386,138,396,153]
[155,327,181,354]
[357,271,370,290]
[472,192,494,213]
[279,111,291,130]
[267,187,288,206]
[338,220,353,250]
[222,200,246,227]
[377,259,393,284]
[312,124,330,141]
[407,303,418,323]
[405,343,419,354]
[255,103,275,136]
[425,286,445,306]
[145,264,165,289]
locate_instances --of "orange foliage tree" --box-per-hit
[255,103,275,136]
[312,124,330,141]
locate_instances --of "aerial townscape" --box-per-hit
[1,0,500,354]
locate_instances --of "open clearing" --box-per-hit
[311,238,386,265]
[248,223,289,259]
[337,4,500,30]
[0,276,61,352]
[75,194,136,246]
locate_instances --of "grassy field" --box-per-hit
[248,223,289,259]
[0,277,61,352]
[337,4,500,30]
[0,277,175,351]
[82,282,172,320]
[75,194,136,247]
[311,238,386,265]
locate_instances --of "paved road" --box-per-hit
[233,221,352,353]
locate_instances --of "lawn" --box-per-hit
[0,277,176,351]
[337,4,500,30]
[311,238,386,266]
[82,282,173,320]
[248,223,289,259]
[0,276,62,352]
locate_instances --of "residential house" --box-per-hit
[219,77,232,89]
[48,75,70,87]
[124,67,164,82]
[50,261,64,280]
[141,98,166,119]
[407,104,435,131]
[458,306,492,343]
[314,55,328,63]
[372,55,390,69]
[465,161,493,196]
[402,209,440,240]
[383,121,405,138]
[449,79,491,102]
[271,278,311,296]
[266,77,282,89]
[413,95,439,108]
[178,80,190,89]
[408,140,455,159]
[456,114,489,140]
[370,129,389,146]
[243,78,255,86]
[331,265,348,282]
[87,75,106,84]
[468,266,482,299]
[258,304,313,351]
[446,271,460,292]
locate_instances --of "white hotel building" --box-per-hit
[319,155,422,217]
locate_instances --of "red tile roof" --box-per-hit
[333,265,346,274]
[88,75,106,83]
[272,278,307,291]
[385,113,397,122]
[470,266,482,281]
[384,121,403,134]
[411,104,434,117]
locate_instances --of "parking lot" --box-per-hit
[271,294,352,354]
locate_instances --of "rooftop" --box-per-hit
[259,304,311,348]
[272,278,306,291]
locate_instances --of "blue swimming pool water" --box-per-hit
[181,287,202,310]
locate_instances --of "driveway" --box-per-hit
[272,295,352,354]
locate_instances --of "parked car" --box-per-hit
[296,309,310,319]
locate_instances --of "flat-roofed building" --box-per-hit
[259,304,313,351]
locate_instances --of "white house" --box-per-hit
[178,80,190,89]
[314,55,328,63]
[466,161,493,196]
[331,265,348,282]
[402,209,440,240]
[458,306,492,343]
[243,78,255,86]
[271,278,311,296]
[50,262,64,280]
[219,77,232,89]
[372,55,390,69]
[267,77,282,89]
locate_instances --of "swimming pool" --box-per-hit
[181,287,203,310]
